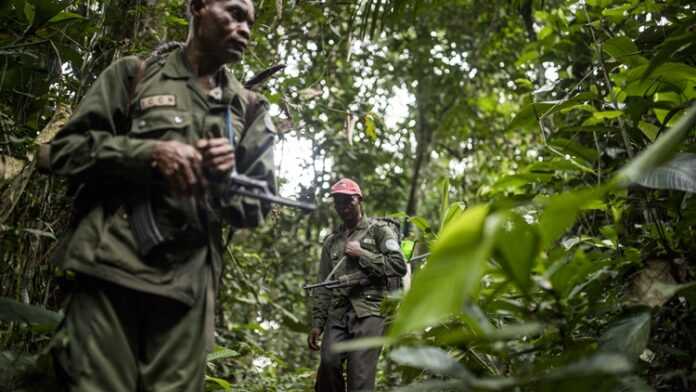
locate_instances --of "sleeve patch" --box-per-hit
[384,239,400,252]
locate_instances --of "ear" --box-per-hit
[189,0,206,17]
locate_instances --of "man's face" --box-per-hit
[194,0,255,63]
[333,194,361,223]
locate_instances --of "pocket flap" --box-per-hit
[131,110,191,137]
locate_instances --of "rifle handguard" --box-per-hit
[303,272,369,290]
[225,173,316,212]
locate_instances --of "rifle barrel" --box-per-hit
[303,279,340,290]
[227,173,317,211]
[233,187,317,211]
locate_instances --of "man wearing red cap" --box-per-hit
[308,178,407,391]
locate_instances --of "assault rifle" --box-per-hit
[224,173,316,212]
[130,172,315,256]
[303,252,430,291]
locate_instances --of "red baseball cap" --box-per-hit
[330,178,362,198]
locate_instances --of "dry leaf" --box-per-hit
[298,88,322,100]
[0,155,26,180]
[36,103,72,145]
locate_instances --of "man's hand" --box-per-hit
[345,240,365,257]
[196,138,235,178]
[308,327,322,351]
[152,140,205,196]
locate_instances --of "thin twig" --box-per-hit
[582,4,634,157]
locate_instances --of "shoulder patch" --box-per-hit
[384,239,400,252]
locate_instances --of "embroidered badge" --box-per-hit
[140,95,176,110]
[208,87,223,101]
[361,238,375,246]
[384,239,400,252]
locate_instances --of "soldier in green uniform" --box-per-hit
[307,178,407,392]
[38,0,275,390]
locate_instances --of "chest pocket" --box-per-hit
[130,109,192,141]
[330,242,343,263]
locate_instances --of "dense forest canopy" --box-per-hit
[1,0,696,390]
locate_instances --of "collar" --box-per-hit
[339,215,369,234]
[161,48,245,105]
[160,48,191,80]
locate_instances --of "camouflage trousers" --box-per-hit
[316,308,385,392]
[52,274,214,392]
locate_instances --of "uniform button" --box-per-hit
[122,213,128,219]
[139,120,146,127]
[174,116,182,124]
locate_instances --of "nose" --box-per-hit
[237,21,250,41]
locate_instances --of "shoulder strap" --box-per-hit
[369,217,402,242]
[241,89,261,127]
[126,41,183,118]
[126,59,146,118]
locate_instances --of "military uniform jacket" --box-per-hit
[311,217,407,330]
[43,47,276,306]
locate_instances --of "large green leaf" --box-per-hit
[28,0,70,27]
[581,110,624,127]
[641,16,696,82]
[539,352,631,380]
[440,202,466,232]
[0,297,62,329]
[389,346,472,379]
[617,104,696,186]
[548,250,609,299]
[491,172,554,193]
[492,212,539,293]
[206,347,239,362]
[634,152,696,193]
[603,36,646,67]
[439,322,544,345]
[392,380,467,392]
[617,376,655,392]
[332,336,393,353]
[538,187,607,248]
[531,353,633,392]
[622,63,696,97]
[205,375,231,391]
[548,137,599,163]
[509,92,597,131]
[389,205,496,336]
[599,310,651,362]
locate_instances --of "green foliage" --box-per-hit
[0,297,61,331]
